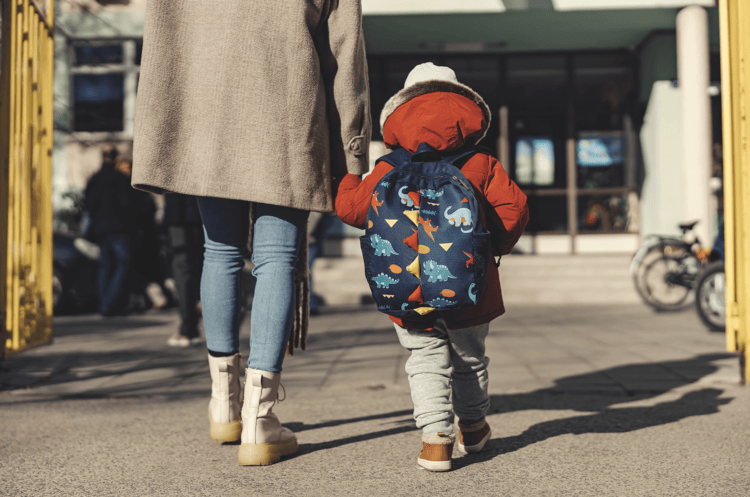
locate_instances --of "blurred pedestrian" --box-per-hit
[335,63,529,471]
[132,1,370,465]
[116,158,169,312]
[163,193,204,347]
[306,212,338,315]
[84,146,132,316]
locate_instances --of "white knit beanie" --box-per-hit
[379,62,491,144]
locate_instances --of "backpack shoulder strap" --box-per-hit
[441,145,492,169]
[376,147,413,169]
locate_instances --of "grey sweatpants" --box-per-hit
[394,319,490,435]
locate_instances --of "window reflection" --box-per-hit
[578,193,636,233]
[75,45,123,66]
[73,74,124,132]
[515,137,555,186]
[527,196,568,233]
[577,132,624,188]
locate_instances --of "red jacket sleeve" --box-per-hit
[483,155,529,255]
[335,161,394,229]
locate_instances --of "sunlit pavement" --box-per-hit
[2,302,748,496]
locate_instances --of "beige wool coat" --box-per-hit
[132,0,371,212]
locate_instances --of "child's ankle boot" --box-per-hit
[418,432,455,471]
[457,417,492,453]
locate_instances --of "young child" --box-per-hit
[335,62,529,471]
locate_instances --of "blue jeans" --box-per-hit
[197,197,309,373]
[97,233,131,315]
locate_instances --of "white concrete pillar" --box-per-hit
[676,6,712,246]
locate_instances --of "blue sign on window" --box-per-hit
[577,135,623,167]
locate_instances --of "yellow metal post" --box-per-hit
[719,0,750,383]
[0,0,55,360]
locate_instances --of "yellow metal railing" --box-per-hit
[719,0,750,383]
[0,0,55,359]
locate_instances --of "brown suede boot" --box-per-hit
[417,432,455,472]
[238,368,298,466]
[207,353,243,442]
[457,417,492,453]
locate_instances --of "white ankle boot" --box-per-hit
[207,353,243,442]
[238,368,298,465]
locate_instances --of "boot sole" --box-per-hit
[238,438,299,466]
[458,426,492,454]
[417,458,451,472]
[209,414,242,442]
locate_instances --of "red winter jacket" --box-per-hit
[336,92,529,330]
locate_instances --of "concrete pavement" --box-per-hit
[1,301,749,496]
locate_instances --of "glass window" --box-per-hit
[573,53,633,132]
[507,56,566,116]
[576,131,624,188]
[73,74,124,132]
[515,137,555,186]
[578,193,634,233]
[75,44,123,65]
[442,56,499,106]
[526,196,568,233]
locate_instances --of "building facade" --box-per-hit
[52,0,721,253]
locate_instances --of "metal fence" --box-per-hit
[719,0,750,383]
[0,0,55,360]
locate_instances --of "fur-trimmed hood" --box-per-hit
[382,92,488,154]
[380,73,491,145]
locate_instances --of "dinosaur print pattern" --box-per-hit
[420,209,437,216]
[380,181,391,188]
[417,216,438,242]
[423,260,456,283]
[370,234,399,256]
[468,283,477,303]
[371,191,384,217]
[427,202,439,206]
[398,186,420,208]
[462,251,474,268]
[372,273,399,288]
[425,297,457,308]
[420,188,444,199]
[444,205,474,233]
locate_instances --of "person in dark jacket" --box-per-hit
[163,193,205,346]
[84,146,133,316]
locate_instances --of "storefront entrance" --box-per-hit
[367,50,641,253]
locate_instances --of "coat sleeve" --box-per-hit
[317,0,372,178]
[335,162,393,229]
[483,155,530,255]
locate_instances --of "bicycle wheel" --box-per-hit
[695,261,725,332]
[632,242,692,308]
[639,255,692,311]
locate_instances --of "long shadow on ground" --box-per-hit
[296,353,736,460]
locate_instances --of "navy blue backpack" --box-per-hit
[360,142,492,319]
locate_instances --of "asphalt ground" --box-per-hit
[1,302,748,496]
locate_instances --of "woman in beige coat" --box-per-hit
[132,1,371,465]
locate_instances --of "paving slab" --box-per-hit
[1,302,748,496]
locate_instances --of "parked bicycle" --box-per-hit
[695,223,725,332]
[630,221,710,311]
